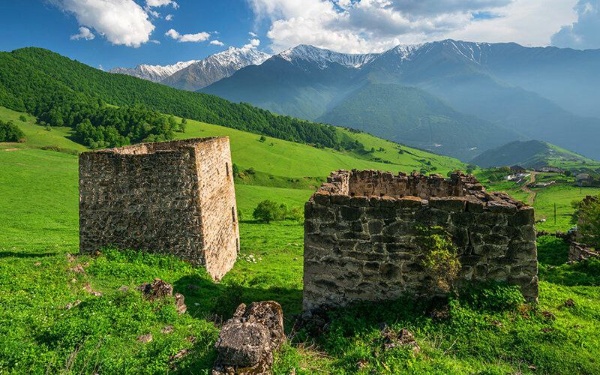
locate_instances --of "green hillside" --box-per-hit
[0,105,463,178]
[318,83,517,160]
[0,47,362,152]
[472,140,600,171]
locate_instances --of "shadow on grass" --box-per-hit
[0,251,56,258]
[538,235,600,286]
[537,235,569,266]
[172,274,303,372]
[173,274,303,324]
[238,219,304,226]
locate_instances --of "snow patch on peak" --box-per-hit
[389,44,422,61]
[280,45,378,69]
[207,46,270,69]
[110,60,198,82]
[160,47,271,91]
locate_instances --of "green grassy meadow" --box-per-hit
[2,106,600,374]
[177,117,463,178]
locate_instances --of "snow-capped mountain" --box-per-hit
[110,60,198,82]
[279,44,378,69]
[202,40,600,161]
[161,47,271,91]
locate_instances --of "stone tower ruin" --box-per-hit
[79,137,239,281]
[303,170,538,312]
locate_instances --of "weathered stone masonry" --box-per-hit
[304,170,538,311]
[79,137,239,281]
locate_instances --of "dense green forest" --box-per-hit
[0,47,363,150]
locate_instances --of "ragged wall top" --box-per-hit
[303,170,537,312]
[79,137,238,280]
[322,170,520,202]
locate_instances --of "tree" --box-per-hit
[0,120,25,142]
[253,200,281,223]
[466,164,477,174]
[572,195,600,248]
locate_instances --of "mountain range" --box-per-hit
[98,40,600,162]
[197,41,600,161]
[109,60,199,82]
[111,46,270,91]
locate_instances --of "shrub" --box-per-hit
[572,195,600,248]
[253,200,282,223]
[252,200,303,223]
[0,120,25,142]
[417,226,461,293]
[459,282,525,312]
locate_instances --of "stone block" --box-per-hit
[340,206,363,221]
[368,220,384,235]
[313,192,331,205]
[213,301,285,374]
[350,196,371,207]
[486,200,518,213]
[214,322,270,368]
[397,197,423,208]
[331,194,351,205]
[429,197,467,212]
[508,207,535,226]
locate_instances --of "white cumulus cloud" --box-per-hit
[165,29,211,42]
[247,0,581,52]
[552,0,600,49]
[448,0,578,46]
[146,0,178,8]
[51,0,155,47]
[165,14,174,21]
[210,40,225,46]
[70,26,95,41]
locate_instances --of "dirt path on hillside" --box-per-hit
[521,172,537,205]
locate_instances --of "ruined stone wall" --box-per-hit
[304,170,538,312]
[79,137,238,280]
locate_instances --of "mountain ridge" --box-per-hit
[162,46,270,91]
[112,46,271,91]
[202,40,600,160]
[471,140,600,171]
[109,60,199,82]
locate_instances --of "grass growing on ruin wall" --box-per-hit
[2,107,600,373]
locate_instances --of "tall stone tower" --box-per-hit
[79,137,239,281]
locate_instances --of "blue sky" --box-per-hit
[0,0,598,70]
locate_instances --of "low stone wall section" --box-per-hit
[304,170,538,312]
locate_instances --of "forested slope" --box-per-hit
[0,47,360,151]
